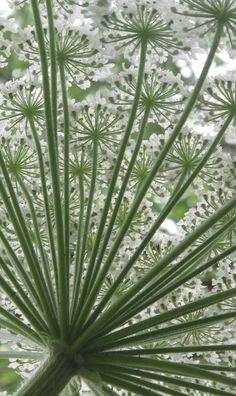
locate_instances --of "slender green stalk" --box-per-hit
[71,140,98,323]
[95,366,235,396]
[87,311,236,351]
[117,243,236,324]
[87,107,150,291]
[29,118,58,297]
[31,0,67,340]
[80,114,232,333]
[72,106,150,331]
[0,177,57,335]
[76,38,148,322]
[0,274,48,333]
[88,288,236,346]
[0,309,42,344]
[0,351,44,359]
[45,0,58,148]
[75,25,224,328]
[16,174,57,314]
[99,372,159,396]
[0,257,50,332]
[85,354,236,388]
[59,60,70,321]
[101,372,176,396]
[0,229,43,308]
[111,344,236,354]
[70,169,85,324]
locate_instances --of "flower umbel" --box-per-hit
[102,4,182,53]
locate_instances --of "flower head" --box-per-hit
[71,104,124,151]
[113,70,183,124]
[174,0,236,44]
[201,79,236,122]
[0,81,44,129]
[101,4,182,53]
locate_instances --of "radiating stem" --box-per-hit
[73,25,224,331]
[81,114,232,332]
[59,60,70,323]
[16,174,58,317]
[76,38,148,318]
[71,140,98,324]
[45,0,58,148]
[29,118,58,296]
[31,0,67,340]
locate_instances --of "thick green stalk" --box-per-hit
[31,0,67,340]
[76,38,148,320]
[75,25,224,327]
[15,351,82,396]
[59,60,70,320]
[80,115,233,335]
[45,0,58,148]
[29,118,58,297]
[71,139,98,323]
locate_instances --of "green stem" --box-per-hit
[0,310,41,344]
[0,229,43,308]
[94,366,235,396]
[85,354,236,388]
[45,0,58,148]
[72,106,150,334]
[87,107,150,291]
[29,118,58,298]
[101,373,166,396]
[78,115,232,338]
[71,140,98,324]
[31,0,67,340]
[15,351,81,396]
[110,344,236,354]
[76,38,148,321]
[16,174,58,316]
[100,372,159,396]
[0,257,49,332]
[88,311,236,351]
[70,168,85,324]
[59,60,70,324]
[0,177,57,335]
[90,288,236,347]
[75,25,224,329]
